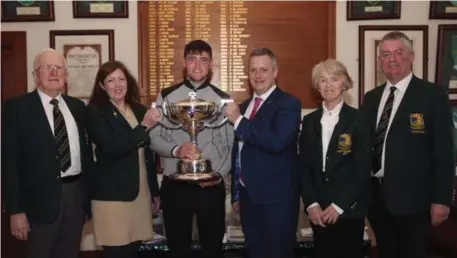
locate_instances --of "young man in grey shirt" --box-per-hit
[149,39,234,258]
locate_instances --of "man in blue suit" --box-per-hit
[226,48,302,258]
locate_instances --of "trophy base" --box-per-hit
[172,158,219,182]
[170,172,219,182]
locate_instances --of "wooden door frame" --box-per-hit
[1,30,28,258]
[1,31,28,104]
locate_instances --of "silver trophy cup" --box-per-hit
[152,92,233,182]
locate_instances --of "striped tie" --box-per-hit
[372,86,396,174]
[50,99,71,172]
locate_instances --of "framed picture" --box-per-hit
[346,1,401,21]
[1,0,54,22]
[429,1,457,19]
[358,25,428,105]
[50,30,115,99]
[73,1,128,18]
[435,25,457,104]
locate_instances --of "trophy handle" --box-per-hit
[205,99,234,128]
[151,102,182,130]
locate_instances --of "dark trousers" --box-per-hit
[311,217,365,258]
[239,187,299,258]
[160,177,226,258]
[26,177,86,258]
[102,241,140,258]
[368,178,430,258]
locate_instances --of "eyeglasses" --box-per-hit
[36,65,66,73]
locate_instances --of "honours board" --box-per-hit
[138,1,335,108]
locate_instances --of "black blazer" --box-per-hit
[86,102,159,202]
[1,90,93,223]
[361,75,456,215]
[299,103,372,218]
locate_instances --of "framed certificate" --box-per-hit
[1,0,54,22]
[347,1,401,21]
[50,30,115,100]
[435,25,457,104]
[429,1,457,19]
[73,1,128,18]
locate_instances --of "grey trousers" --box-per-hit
[26,177,86,258]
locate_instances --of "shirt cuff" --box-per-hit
[234,116,243,130]
[171,145,179,158]
[331,203,344,215]
[306,202,319,212]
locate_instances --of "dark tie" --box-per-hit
[249,97,263,119]
[372,86,397,174]
[50,99,71,172]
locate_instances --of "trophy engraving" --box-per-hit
[152,92,233,181]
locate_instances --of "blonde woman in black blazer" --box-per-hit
[299,59,372,258]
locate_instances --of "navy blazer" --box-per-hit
[231,87,301,204]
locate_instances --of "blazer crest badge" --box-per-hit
[409,113,425,133]
[337,133,352,155]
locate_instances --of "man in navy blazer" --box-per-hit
[226,48,302,258]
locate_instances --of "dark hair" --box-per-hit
[88,60,140,107]
[184,40,212,59]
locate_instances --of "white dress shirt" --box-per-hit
[373,72,412,178]
[307,100,344,214]
[38,89,81,177]
[321,100,344,172]
[234,85,277,186]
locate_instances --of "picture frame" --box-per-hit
[73,1,128,18]
[429,1,457,19]
[358,25,428,105]
[346,1,401,21]
[435,25,457,104]
[1,0,54,22]
[50,30,115,99]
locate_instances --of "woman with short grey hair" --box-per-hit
[299,59,372,258]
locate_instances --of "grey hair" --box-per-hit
[378,31,414,53]
[311,59,354,90]
[249,48,278,68]
[32,48,67,71]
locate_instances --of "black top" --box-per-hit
[299,103,372,218]
[361,75,456,215]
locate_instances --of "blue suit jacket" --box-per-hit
[231,87,302,204]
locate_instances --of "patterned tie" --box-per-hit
[50,99,71,172]
[249,97,263,119]
[372,86,397,174]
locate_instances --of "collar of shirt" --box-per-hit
[253,85,276,102]
[385,72,413,94]
[37,88,63,107]
[322,99,344,116]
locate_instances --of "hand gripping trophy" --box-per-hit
[152,92,233,182]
